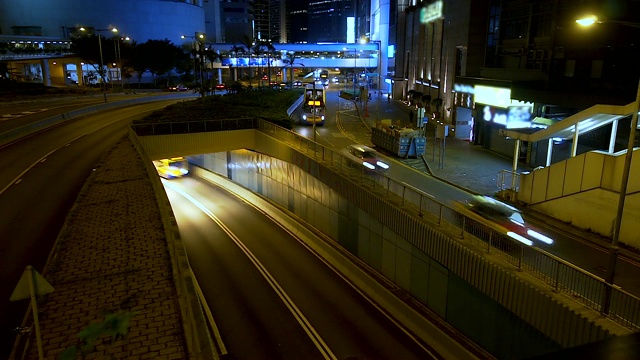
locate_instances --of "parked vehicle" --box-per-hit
[215,83,226,90]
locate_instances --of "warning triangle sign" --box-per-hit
[10,266,54,302]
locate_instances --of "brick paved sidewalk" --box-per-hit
[21,137,186,360]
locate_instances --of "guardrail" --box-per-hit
[132,117,640,331]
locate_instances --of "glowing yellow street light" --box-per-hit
[575,15,600,26]
[576,15,640,28]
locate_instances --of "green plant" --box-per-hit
[58,311,135,360]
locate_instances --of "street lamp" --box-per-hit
[343,47,359,98]
[577,15,640,314]
[181,33,205,91]
[575,15,640,28]
[113,35,129,91]
[80,26,118,102]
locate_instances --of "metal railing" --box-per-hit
[133,117,640,331]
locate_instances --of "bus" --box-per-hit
[153,157,189,179]
[299,83,326,126]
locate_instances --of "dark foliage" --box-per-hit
[134,89,302,130]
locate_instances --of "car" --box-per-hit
[215,83,226,90]
[341,144,390,171]
[455,195,553,246]
[331,77,339,83]
[168,84,188,92]
[293,80,303,87]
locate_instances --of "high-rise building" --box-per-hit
[287,0,309,44]
[252,0,270,41]
[308,0,355,43]
[220,0,253,44]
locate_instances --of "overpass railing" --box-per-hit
[131,118,640,331]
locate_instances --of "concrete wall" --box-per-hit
[519,149,640,248]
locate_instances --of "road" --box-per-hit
[1,90,639,358]
[0,96,190,359]
[164,176,440,360]
[293,85,640,297]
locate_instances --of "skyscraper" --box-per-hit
[308,0,355,43]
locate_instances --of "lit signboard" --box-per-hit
[475,85,511,108]
[507,106,533,129]
[387,44,395,58]
[420,0,443,24]
[347,17,355,44]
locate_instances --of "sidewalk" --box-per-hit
[350,91,529,196]
[19,138,188,360]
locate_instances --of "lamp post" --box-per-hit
[113,35,129,91]
[343,47,358,98]
[80,27,118,102]
[576,15,640,314]
[181,33,205,92]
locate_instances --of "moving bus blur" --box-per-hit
[153,157,189,179]
[299,83,326,125]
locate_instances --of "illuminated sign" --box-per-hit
[507,106,533,129]
[420,0,443,24]
[475,85,511,108]
[347,17,355,43]
[454,84,474,94]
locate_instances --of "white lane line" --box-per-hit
[0,107,158,197]
[165,181,337,360]
[217,179,440,359]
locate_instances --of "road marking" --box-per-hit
[207,177,441,359]
[0,109,49,120]
[165,182,338,360]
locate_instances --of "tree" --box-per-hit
[71,35,117,85]
[136,39,183,86]
[251,43,265,87]
[239,35,254,88]
[281,51,297,87]
[229,45,245,82]
[201,46,223,95]
[254,40,276,87]
[431,97,443,119]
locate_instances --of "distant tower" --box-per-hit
[287,0,308,44]
[253,0,270,41]
[308,0,355,43]
[220,0,253,43]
